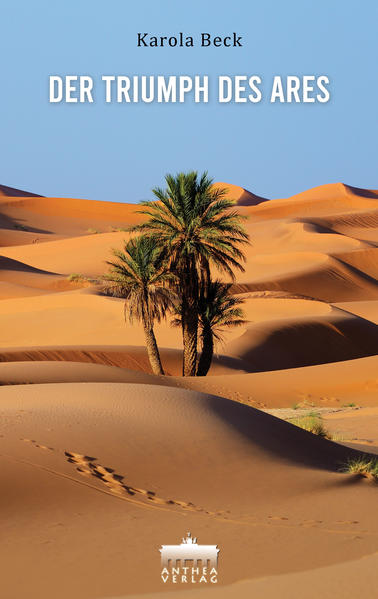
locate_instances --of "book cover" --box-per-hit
[0,2,377,598]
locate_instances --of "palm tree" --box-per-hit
[103,235,174,375]
[131,171,249,376]
[196,280,247,376]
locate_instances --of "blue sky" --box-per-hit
[1,0,377,203]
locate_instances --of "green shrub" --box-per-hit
[288,414,330,438]
[340,458,378,480]
[67,273,85,282]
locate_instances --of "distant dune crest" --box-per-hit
[1,179,377,206]
[0,183,43,197]
[212,182,269,206]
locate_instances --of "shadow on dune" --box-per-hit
[335,256,378,286]
[0,184,43,197]
[0,256,59,276]
[0,211,52,235]
[343,184,378,199]
[232,257,378,303]
[299,219,350,236]
[225,315,378,373]
[0,345,250,376]
[236,188,269,206]
[1,310,377,376]
[336,252,378,281]
[310,212,378,246]
[207,393,372,472]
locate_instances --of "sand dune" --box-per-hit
[1,180,377,382]
[0,281,55,299]
[243,220,363,253]
[1,180,377,598]
[0,347,246,377]
[2,232,370,301]
[1,354,377,410]
[310,211,378,243]
[4,238,375,302]
[169,355,378,408]
[245,183,378,221]
[0,360,166,385]
[213,181,268,206]
[0,255,58,277]
[0,183,43,197]
[0,228,53,247]
[0,290,315,351]
[324,407,378,452]
[1,231,130,277]
[0,256,71,299]
[124,552,378,599]
[0,195,143,246]
[0,179,377,379]
[334,299,378,324]
[1,292,377,375]
[335,248,378,280]
[225,308,378,371]
[0,382,377,599]
[234,252,378,301]
[0,291,184,350]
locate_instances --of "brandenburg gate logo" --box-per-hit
[159,532,220,584]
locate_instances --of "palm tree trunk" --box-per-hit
[197,324,213,376]
[181,261,198,377]
[182,307,198,376]
[143,324,164,375]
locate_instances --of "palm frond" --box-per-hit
[102,235,176,326]
[129,173,250,283]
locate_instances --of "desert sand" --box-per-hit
[0,182,377,598]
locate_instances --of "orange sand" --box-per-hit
[0,181,377,598]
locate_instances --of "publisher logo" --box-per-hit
[159,532,219,584]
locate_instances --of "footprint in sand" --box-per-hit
[63,451,219,516]
[300,520,324,527]
[64,451,157,498]
[17,439,223,518]
[21,438,54,452]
